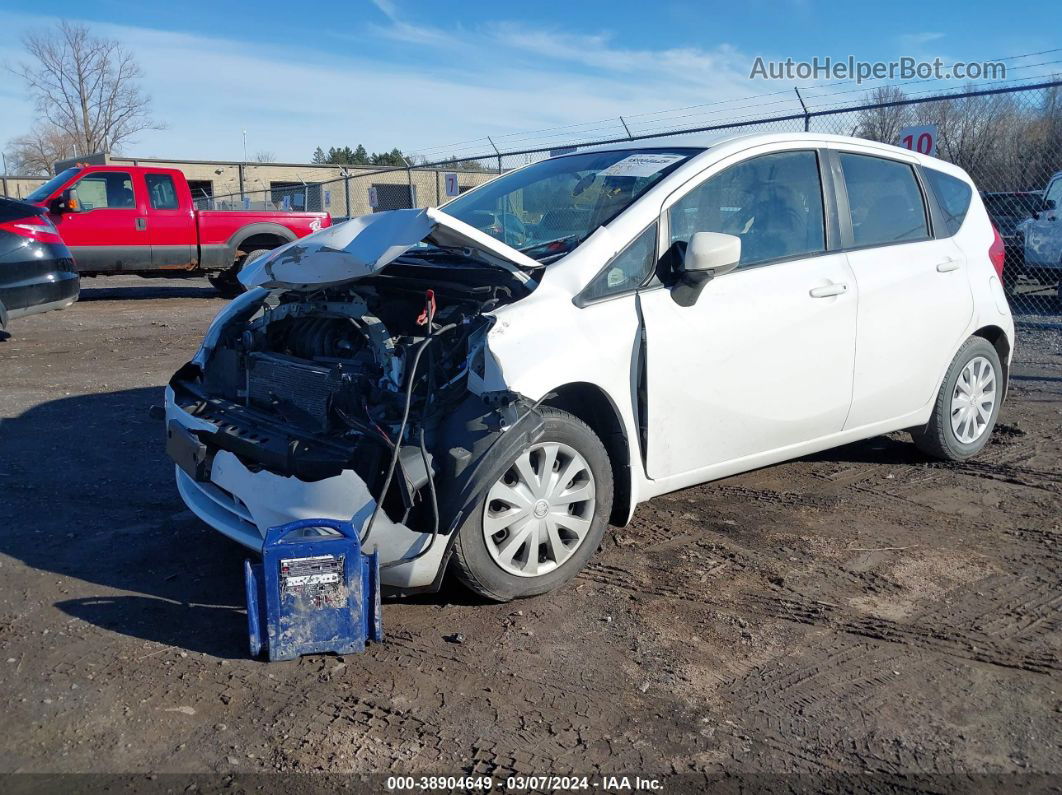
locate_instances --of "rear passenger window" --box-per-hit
[839,153,929,247]
[923,168,972,235]
[146,174,180,209]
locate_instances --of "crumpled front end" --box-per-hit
[166,246,543,592]
[167,386,449,589]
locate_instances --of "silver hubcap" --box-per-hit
[482,442,596,578]
[951,355,997,444]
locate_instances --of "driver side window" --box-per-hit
[668,151,825,268]
[71,172,135,210]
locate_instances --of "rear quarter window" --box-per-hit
[924,168,973,236]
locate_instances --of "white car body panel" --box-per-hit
[167,132,1014,590]
[841,235,972,427]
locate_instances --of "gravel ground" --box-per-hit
[0,275,1059,791]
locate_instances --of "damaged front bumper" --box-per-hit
[164,385,450,591]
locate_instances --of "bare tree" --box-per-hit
[5,124,79,175]
[854,86,911,144]
[10,20,158,157]
[253,151,277,163]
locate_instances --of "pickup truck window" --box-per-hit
[73,172,135,210]
[146,174,180,209]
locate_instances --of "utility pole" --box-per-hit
[242,130,248,161]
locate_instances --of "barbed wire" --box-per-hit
[410,47,1062,161]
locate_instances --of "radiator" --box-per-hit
[246,353,341,433]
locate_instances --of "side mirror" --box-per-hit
[49,189,79,214]
[683,231,741,276]
[672,232,741,307]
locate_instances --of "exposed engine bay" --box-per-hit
[168,262,545,562]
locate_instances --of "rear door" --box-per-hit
[143,171,197,269]
[832,148,973,429]
[51,169,151,272]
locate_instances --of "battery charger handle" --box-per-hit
[264,518,360,547]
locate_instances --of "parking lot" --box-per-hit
[0,276,1060,787]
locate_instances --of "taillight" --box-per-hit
[0,214,65,245]
[989,225,1005,279]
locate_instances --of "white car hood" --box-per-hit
[239,207,540,290]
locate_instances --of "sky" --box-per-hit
[0,0,1057,166]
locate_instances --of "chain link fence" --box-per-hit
[205,80,1062,327]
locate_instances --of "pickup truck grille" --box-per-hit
[246,353,340,433]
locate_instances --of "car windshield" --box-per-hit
[25,168,81,203]
[440,148,699,262]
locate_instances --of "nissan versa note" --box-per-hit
[165,132,1014,601]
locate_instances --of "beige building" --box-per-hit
[1,174,50,199]
[14,153,498,218]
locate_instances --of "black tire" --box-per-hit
[451,407,613,602]
[208,248,270,298]
[911,336,1003,461]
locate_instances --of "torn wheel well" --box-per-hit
[542,382,631,526]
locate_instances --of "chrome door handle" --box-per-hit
[135,217,147,231]
[936,259,960,272]
[809,282,848,298]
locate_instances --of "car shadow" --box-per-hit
[0,387,249,658]
[801,433,927,467]
[78,283,220,301]
[0,386,481,657]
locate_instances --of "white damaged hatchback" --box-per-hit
[166,133,1014,601]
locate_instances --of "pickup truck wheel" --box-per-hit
[208,270,242,299]
[208,249,270,298]
[451,408,613,602]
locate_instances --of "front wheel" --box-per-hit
[911,336,1003,461]
[451,407,613,601]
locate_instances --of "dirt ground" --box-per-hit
[0,276,1059,791]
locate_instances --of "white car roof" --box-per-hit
[576,131,965,176]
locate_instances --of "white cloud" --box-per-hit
[0,9,782,165]
[897,32,947,50]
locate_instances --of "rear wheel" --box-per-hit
[208,248,271,298]
[911,336,1002,461]
[451,408,613,601]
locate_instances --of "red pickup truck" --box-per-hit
[26,165,331,295]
